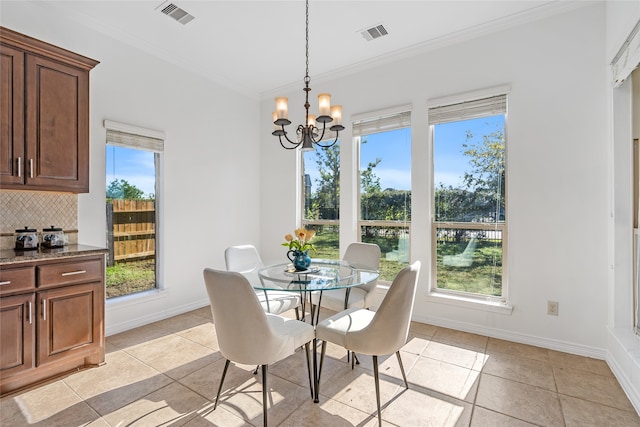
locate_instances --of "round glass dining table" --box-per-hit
[257,259,379,403]
[257,259,379,325]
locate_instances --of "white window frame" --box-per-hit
[352,105,412,284]
[104,120,164,296]
[427,86,511,313]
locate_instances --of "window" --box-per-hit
[302,141,340,259]
[430,92,507,300]
[104,120,163,299]
[353,107,412,282]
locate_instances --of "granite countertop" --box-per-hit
[0,244,108,265]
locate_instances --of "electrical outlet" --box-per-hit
[547,301,559,316]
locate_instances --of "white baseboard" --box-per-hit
[607,328,640,414]
[411,313,607,359]
[105,297,210,336]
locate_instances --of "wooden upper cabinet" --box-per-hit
[0,44,24,185]
[0,27,98,193]
[26,54,90,191]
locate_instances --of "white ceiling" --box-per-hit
[35,1,584,99]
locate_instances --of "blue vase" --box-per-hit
[287,249,311,271]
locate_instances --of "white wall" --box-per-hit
[1,2,262,334]
[261,3,609,353]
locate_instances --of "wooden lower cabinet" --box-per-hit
[0,255,105,395]
[37,282,103,366]
[0,294,35,377]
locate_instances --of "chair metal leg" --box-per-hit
[262,364,268,427]
[253,365,259,375]
[315,340,327,403]
[294,306,300,320]
[347,350,360,365]
[304,342,313,398]
[214,359,231,410]
[373,355,382,426]
[396,351,409,388]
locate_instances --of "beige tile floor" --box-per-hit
[2,306,639,426]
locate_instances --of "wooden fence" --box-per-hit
[106,199,155,266]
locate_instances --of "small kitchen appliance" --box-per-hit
[15,226,38,250]
[41,226,64,248]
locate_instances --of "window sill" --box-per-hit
[425,291,513,315]
[106,288,168,309]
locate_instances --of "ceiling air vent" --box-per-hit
[160,2,195,25]
[360,24,388,42]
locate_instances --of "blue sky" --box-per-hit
[360,128,412,191]
[434,115,504,189]
[109,114,504,198]
[304,114,504,193]
[106,146,156,197]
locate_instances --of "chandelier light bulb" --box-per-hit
[275,97,288,120]
[331,105,343,126]
[307,114,316,128]
[318,93,331,117]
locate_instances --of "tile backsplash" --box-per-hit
[0,190,78,249]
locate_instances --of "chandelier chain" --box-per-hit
[305,0,310,82]
[271,0,342,150]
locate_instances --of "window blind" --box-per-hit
[612,19,640,87]
[428,94,507,125]
[104,120,165,153]
[352,105,411,137]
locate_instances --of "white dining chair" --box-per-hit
[314,261,421,426]
[203,268,315,427]
[225,245,301,318]
[310,242,381,312]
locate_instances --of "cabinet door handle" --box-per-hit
[29,158,34,178]
[42,299,46,321]
[0,281,11,286]
[61,270,86,277]
[17,157,21,177]
[28,301,32,324]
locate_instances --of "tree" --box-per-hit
[106,179,146,200]
[434,128,505,224]
[361,157,382,194]
[461,129,505,221]
[312,144,340,219]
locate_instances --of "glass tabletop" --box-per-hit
[256,259,379,292]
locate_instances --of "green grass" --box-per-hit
[106,234,502,299]
[106,259,155,298]
[436,240,503,296]
[313,229,502,294]
[310,229,407,282]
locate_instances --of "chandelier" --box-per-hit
[272,0,344,151]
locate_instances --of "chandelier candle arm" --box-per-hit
[271,0,343,150]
